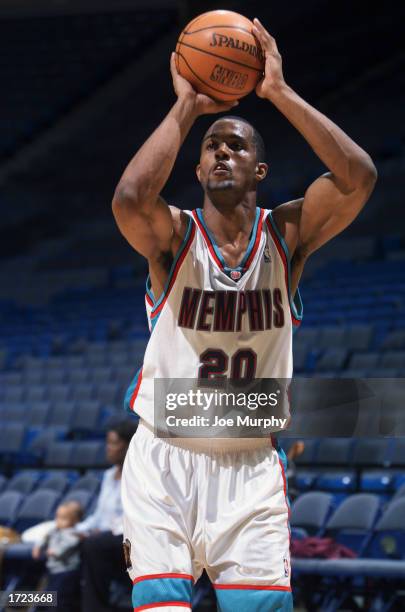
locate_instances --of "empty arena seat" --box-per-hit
[316,438,353,465]
[48,401,75,427]
[37,474,70,495]
[0,474,7,493]
[62,489,93,511]
[345,324,373,350]
[0,423,26,456]
[367,498,405,559]
[0,491,25,527]
[352,439,389,467]
[28,401,51,426]
[390,439,405,466]
[295,470,318,491]
[6,473,39,495]
[68,368,90,383]
[70,475,100,496]
[348,352,380,370]
[381,330,405,350]
[71,400,101,431]
[315,348,348,371]
[315,471,356,493]
[290,491,334,536]
[360,470,394,493]
[72,383,95,401]
[294,439,319,465]
[45,442,74,467]
[317,327,346,349]
[294,327,320,347]
[380,351,405,369]
[391,483,405,503]
[14,490,61,532]
[69,441,105,468]
[325,493,381,555]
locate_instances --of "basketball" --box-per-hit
[175,10,265,102]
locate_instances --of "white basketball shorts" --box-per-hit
[122,420,293,611]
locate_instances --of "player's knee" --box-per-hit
[214,586,293,612]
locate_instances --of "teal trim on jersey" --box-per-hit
[124,366,142,414]
[267,211,303,323]
[132,576,193,609]
[215,587,293,612]
[196,207,261,273]
[145,276,156,305]
[151,214,193,315]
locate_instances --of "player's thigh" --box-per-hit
[206,445,292,611]
[122,423,201,608]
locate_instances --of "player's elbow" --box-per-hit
[355,156,378,195]
[112,182,139,212]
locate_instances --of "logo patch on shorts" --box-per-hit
[283,553,290,577]
[123,538,132,570]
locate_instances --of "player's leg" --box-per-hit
[121,421,201,611]
[205,441,293,612]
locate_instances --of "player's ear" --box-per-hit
[256,162,268,182]
[196,164,201,182]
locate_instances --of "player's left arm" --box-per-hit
[252,19,377,283]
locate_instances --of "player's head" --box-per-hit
[196,116,268,196]
[55,501,83,529]
[106,419,138,466]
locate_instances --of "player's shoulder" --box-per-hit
[271,198,304,226]
[167,205,192,242]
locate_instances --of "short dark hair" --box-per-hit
[214,115,266,163]
[108,419,138,444]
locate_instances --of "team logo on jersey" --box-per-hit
[264,246,271,263]
[283,553,290,577]
[230,270,242,280]
[123,538,132,570]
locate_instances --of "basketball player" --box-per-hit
[112,18,376,612]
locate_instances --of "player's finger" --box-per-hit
[170,52,178,76]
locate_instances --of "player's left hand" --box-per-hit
[252,18,286,99]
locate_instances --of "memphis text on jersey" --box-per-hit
[178,287,285,332]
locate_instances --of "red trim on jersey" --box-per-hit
[243,207,264,270]
[129,367,143,411]
[265,216,301,327]
[134,603,191,611]
[132,573,194,585]
[213,584,291,591]
[191,209,223,269]
[145,293,153,307]
[151,224,196,319]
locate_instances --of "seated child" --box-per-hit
[32,501,83,612]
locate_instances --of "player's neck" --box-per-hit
[201,196,257,244]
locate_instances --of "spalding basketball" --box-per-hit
[175,10,264,102]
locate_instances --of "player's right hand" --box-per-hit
[170,53,238,115]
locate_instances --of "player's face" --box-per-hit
[197,120,266,195]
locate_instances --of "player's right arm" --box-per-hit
[112,54,238,270]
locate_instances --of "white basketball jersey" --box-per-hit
[125,207,303,426]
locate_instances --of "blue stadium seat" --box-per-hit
[14,490,61,532]
[62,489,93,511]
[325,493,381,555]
[6,473,39,495]
[26,385,47,402]
[296,470,318,491]
[70,475,100,496]
[294,440,319,466]
[69,441,104,468]
[315,471,356,493]
[345,324,373,350]
[45,442,74,467]
[348,352,380,370]
[360,470,395,493]
[390,439,405,467]
[367,498,405,559]
[316,439,353,465]
[315,348,348,371]
[48,401,75,427]
[71,400,101,431]
[380,351,405,369]
[0,423,26,457]
[290,491,334,537]
[47,384,72,402]
[352,439,389,467]
[0,491,25,527]
[28,401,51,426]
[0,474,7,493]
[72,383,95,401]
[392,483,405,503]
[37,474,70,495]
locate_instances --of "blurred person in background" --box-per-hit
[32,501,83,612]
[78,419,138,612]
